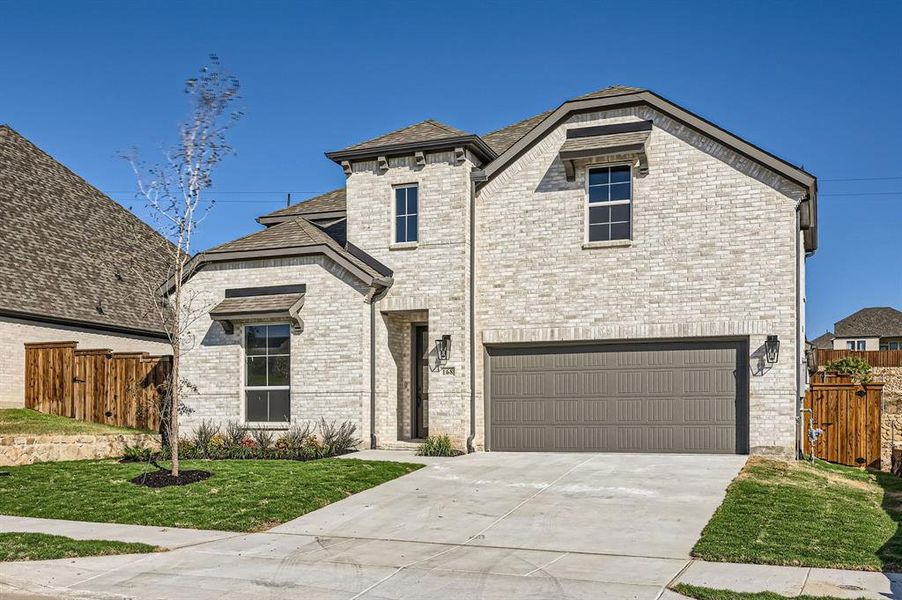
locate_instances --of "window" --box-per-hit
[245,324,290,422]
[882,341,900,351]
[394,185,418,243]
[846,340,866,351]
[587,165,632,242]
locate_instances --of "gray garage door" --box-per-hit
[487,340,748,454]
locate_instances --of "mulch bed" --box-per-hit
[130,469,212,488]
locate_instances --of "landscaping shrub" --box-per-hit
[416,435,462,457]
[192,419,220,458]
[120,444,156,463]
[825,356,872,384]
[163,419,360,461]
[319,418,360,456]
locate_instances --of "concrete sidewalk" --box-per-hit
[0,515,237,549]
[674,560,902,599]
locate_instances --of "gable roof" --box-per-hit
[835,307,902,338]
[176,217,392,293]
[482,110,554,155]
[0,125,171,337]
[810,332,835,349]
[257,188,346,225]
[477,86,818,252]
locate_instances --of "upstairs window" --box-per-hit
[245,324,290,422]
[394,184,418,243]
[587,165,632,242]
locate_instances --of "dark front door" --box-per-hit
[412,324,429,439]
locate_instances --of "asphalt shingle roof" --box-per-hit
[810,332,835,349]
[835,307,902,338]
[207,217,384,280]
[210,293,304,316]
[258,188,346,221]
[339,119,469,152]
[0,125,172,335]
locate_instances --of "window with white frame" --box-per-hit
[245,324,290,422]
[846,340,866,351]
[587,165,632,242]
[394,184,418,243]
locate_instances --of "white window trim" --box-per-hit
[241,322,292,425]
[392,183,419,246]
[584,162,634,245]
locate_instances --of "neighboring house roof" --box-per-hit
[174,217,392,294]
[257,188,346,225]
[810,332,835,349]
[835,307,902,338]
[0,124,171,337]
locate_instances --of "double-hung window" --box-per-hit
[245,324,290,422]
[587,165,632,242]
[394,184,418,244]
[846,340,866,351]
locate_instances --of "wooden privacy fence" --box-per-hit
[24,342,171,431]
[814,349,902,368]
[803,373,883,469]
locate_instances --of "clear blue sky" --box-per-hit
[1,0,900,337]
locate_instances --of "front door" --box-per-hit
[412,324,429,439]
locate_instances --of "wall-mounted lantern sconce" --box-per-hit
[765,335,780,364]
[436,334,452,362]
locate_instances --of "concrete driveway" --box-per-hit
[0,451,745,599]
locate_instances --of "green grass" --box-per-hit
[0,458,422,532]
[672,583,868,600]
[0,409,147,436]
[693,457,902,571]
[0,532,158,562]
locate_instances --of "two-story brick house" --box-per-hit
[177,86,817,457]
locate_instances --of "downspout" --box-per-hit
[370,294,377,449]
[795,203,803,459]
[466,171,480,453]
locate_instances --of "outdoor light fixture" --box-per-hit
[765,335,780,364]
[436,334,452,362]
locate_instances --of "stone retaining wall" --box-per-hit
[0,434,161,466]
[876,367,902,472]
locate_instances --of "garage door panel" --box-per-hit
[488,341,748,454]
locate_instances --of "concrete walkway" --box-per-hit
[0,515,237,549]
[674,560,902,599]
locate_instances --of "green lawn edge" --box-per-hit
[0,457,423,532]
[692,457,902,572]
[0,408,151,436]
[672,583,870,600]
[0,532,159,562]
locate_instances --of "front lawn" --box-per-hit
[0,458,422,531]
[0,532,158,562]
[673,583,868,600]
[693,457,902,571]
[0,409,148,436]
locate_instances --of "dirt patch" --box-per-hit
[744,457,878,493]
[131,469,212,488]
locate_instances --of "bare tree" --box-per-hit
[123,55,242,476]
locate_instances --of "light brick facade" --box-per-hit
[0,316,170,408]
[179,96,811,457]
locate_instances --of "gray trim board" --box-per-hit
[566,120,653,138]
[326,135,497,165]
[225,284,306,298]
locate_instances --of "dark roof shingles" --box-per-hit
[339,119,468,153]
[0,125,172,334]
[259,188,346,221]
[835,307,902,338]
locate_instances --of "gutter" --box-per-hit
[795,202,804,459]
[370,298,377,449]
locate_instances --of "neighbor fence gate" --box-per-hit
[24,341,170,431]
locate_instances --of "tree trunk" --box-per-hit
[170,339,180,477]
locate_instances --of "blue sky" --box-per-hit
[1,0,900,337]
